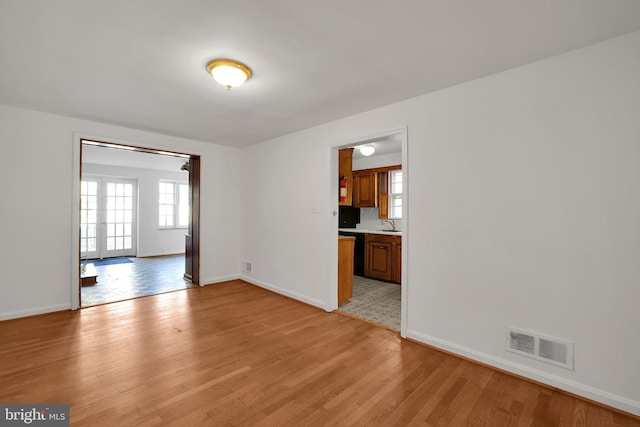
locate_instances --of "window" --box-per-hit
[389,170,403,219]
[159,181,189,228]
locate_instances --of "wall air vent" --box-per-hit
[539,338,568,365]
[242,261,252,273]
[506,327,574,370]
[508,330,535,355]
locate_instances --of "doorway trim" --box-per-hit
[71,133,202,310]
[328,126,409,337]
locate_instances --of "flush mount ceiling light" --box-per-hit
[359,145,375,156]
[206,59,252,90]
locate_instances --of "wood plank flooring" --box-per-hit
[1,280,638,426]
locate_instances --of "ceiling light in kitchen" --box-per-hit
[359,145,375,156]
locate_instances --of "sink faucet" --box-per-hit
[385,219,397,231]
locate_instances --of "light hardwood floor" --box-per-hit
[1,280,638,426]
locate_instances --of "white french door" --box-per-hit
[104,179,136,258]
[80,177,137,259]
[80,179,100,259]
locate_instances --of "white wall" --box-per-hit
[357,207,403,232]
[0,104,243,320]
[82,163,188,257]
[240,31,640,415]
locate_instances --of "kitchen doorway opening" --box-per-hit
[333,127,408,336]
[77,139,200,308]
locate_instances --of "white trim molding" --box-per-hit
[240,275,326,310]
[201,275,242,286]
[0,304,71,321]
[406,329,640,417]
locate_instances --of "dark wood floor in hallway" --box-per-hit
[1,280,637,426]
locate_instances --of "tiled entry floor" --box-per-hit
[81,254,195,307]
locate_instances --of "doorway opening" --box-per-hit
[78,139,200,307]
[335,128,407,334]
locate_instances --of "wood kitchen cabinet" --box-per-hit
[353,169,376,207]
[364,233,401,284]
[338,235,355,305]
[352,165,401,213]
[377,170,389,219]
[392,239,401,284]
[338,148,354,206]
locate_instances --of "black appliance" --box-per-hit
[338,206,360,229]
[337,230,365,276]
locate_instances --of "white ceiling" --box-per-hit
[82,143,188,172]
[2,1,640,149]
[351,133,403,160]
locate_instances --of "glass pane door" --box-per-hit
[104,180,136,258]
[81,177,137,259]
[80,179,99,259]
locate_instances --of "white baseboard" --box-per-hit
[0,303,71,321]
[200,274,241,286]
[137,252,185,258]
[406,329,640,417]
[240,275,326,310]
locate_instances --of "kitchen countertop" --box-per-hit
[339,228,402,236]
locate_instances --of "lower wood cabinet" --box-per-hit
[338,236,355,305]
[364,233,401,284]
[392,239,401,284]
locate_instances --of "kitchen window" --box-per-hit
[159,181,189,228]
[389,170,403,219]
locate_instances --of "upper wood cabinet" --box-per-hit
[352,165,401,214]
[338,148,354,206]
[377,170,389,219]
[353,169,377,207]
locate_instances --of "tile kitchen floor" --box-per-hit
[337,275,401,331]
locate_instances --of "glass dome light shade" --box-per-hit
[207,59,252,90]
[359,145,375,156]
